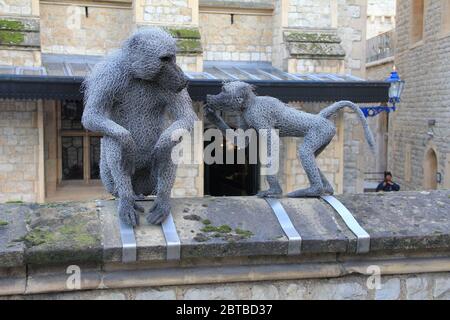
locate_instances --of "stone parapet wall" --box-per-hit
[0,191,449,299]
[3,272,448,300]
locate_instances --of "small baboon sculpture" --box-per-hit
[82,28,197,226]
[205,81,375,198]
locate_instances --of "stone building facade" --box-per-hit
[0,0,375,203]
[367,0,396,39]
[388,0,450,190]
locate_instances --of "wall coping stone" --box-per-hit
[0,191,449,269]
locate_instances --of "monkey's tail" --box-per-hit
[319,100,375,153]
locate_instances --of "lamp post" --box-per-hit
[361,67,405,117]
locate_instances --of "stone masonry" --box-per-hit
[4,272,448,300]
[39,3,133,56]
[0,100,40,203]
[367,0,396,39]
[199,13,273,62]
[0,0,41,66]
[389,0,450,190]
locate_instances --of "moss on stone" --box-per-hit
[166,27,200,39]
[202,219,211,225]
[176,38,202,53]
[201,224,232,233]
[20,228,55,247]
[0,220,8,226]
[0,30,25,45]
[235,228,253,238]
[59,223,98,247]
[0,19,24,31]
[5,200,23,204]
[19,218,99,249]
[285,31,340,43]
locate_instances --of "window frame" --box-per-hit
[57,101,102,185]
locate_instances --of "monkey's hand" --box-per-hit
[146,196,171,225]
[118,196,145,227]
[150,133,180,171]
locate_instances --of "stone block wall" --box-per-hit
[5,272,449,300]
[366,59,394,80]
[40,3,133,56]
[367,0,396,39]
[335,0,366,77]
[199,13,272,62]
[0,0,36,16]
[0,100,40,203]
[287,0,333,28]
[389,0,450,190]
[141,0,197,25]
[172,102,204,198]
[271,0,366,77]
[0,0,41,66]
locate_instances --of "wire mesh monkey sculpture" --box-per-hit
[82,28,197,226]
[205,81,375,198]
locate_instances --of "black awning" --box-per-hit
[0,75,389,103]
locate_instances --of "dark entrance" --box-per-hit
[204,137,259,196]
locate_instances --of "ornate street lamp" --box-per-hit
[387,66,405,106]
[361,66,405,117]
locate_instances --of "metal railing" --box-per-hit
[366,30,396,63]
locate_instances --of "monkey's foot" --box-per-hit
[287,186,324,198]
[322,185,334,195]
[257,189,282,198]
[146,198,170,225]
[118,197,143,227]
[133,193,147,201]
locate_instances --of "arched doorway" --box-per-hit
[423,148,438,190]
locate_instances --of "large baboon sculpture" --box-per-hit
[205,81,375,198]
[82,28,197,226]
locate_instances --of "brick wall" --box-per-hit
[389,0,450,190]
[0,100,40,203]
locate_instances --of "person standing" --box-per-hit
[376,171,400,192]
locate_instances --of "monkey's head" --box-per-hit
[206,81,255,112]
[124,27,188,92]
